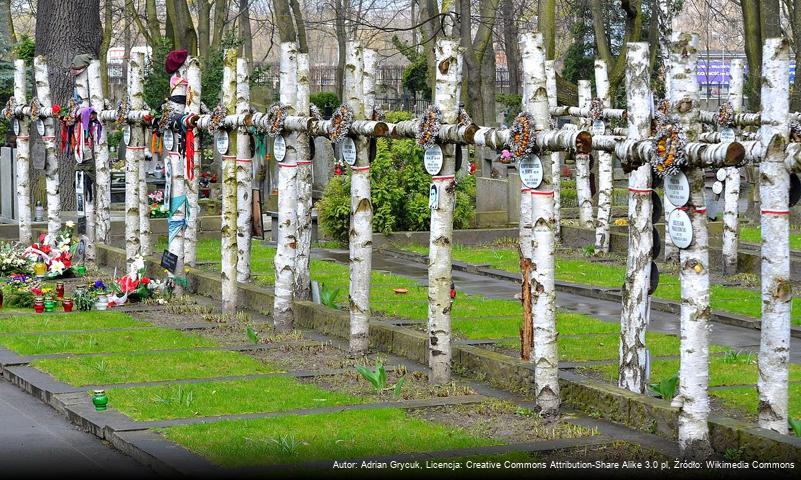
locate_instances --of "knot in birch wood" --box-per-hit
[772,278,793,303]
[438,58,451,75]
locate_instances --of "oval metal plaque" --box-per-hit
[123,125,131,146]
[273,135,286,162]
[12,118,20,136]
[424,145,444,175]
[519,154,543,189]
[664,171,690,208]
[215,130,229,155]
[35,119,45,136]
[712,181,724,195]
[667,208,693,249]
[716,168,727,182]
[592,120,605,136]
[163,131,175,151]
[719,127,735,143]
[341,137,357,166]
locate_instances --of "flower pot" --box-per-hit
[95,294,108,311]
[56,282,65,299]
[44,299,56,312]
[74,265,87,276]
[92,390,109,411]
[34,261,47,278]
[62,298,74,312]
[34,297,44,314]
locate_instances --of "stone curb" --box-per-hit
[379,247,801,339]
[95,244,801,462]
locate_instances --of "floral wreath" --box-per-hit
[115,96,130,126]
[3,97,15,119]
[62,99,78,127]
[264,103,289,137]
[309,104,323,121]
[457,105,472,127]
[416,105,442,149]
[328,103,354,144]
[371,105,385,122]
[208,104,228,134]
[589,98,604,122]
[717,101,734,128]
[508,112,536,158]
[651,103,687,177]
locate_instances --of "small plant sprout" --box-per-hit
[246,325,259,344]
[722,350,753,364]
[790,418,801,437]
[648,373,679,400]
[355,361,406,397]
[319,283,341,308]
[581,244,596,257]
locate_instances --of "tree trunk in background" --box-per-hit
[791,0,801,112]
[198,1,212,64]
[501,0,520,95]
[210,0,229,53]
[722,59,743,275]
[13,60,31,245]
[618,42,653,395]
[757,38,792,435]
[145,0,161,44]
[334,0,347,101]
[538,0,556,60]
[100,0,112,93]
[419,0,440,100]
[289,0,308,54]
[481,37,496,126]
[35,0,102,211]
[0,0,15,45]
[239,0,253,64]
[545,61,561,242]
[575,80,593,229]
[459,0,498,125]
[594,60,613,253]
[590,0,643,99]
[740,0,762,111]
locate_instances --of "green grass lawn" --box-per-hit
[31,350,280,386]
[159,408,499,467]
[740,226,801,250]
[0,312,145,334]
[0,328,215,356]
[400,244,801,325]
[710,384,801,420]
[108,377,364,421]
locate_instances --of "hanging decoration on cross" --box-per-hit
[416,105,442,149]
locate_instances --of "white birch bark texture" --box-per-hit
[13,59,31,245]
[523,32,559,419]
[545,60,561,242]
[32,57,61,242]
[757,38,792,435]
[125,52,144,268]
[518,39,536,271]
[88,60,111,252]
[273,42,298,331]
[722,59,743,275]
[660,5,679,265]
[235,58,252,283]
[74,69,96,261]
[594,60,613,253]
[428,38,461,384]
[165,61,190,295]
[139,128,151,257]
[294,52,313,301]
[576,80,594,228]
[184,58,202,267]
[346,42,373,355]
[221,48,239,315]
[669,32,712,459]
[618,42,653,395]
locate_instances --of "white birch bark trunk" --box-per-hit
[347,42,373,355]
[294,52,313,301]
[722,59,744,275]
[757,38,791,435]
[139,128,151,256]
[184,59,202,267]
[618,42,653,395]
[88,60,111,253]
[273,42,298,331]
[125,52,144,268]
[660,6,679,265]
[74,69,96,261]
[32,57,60,242]
[594,60,613,253]
[235,58,252,283]
[576,79,594,228]
[519,41,536,273]
[545,60,561,243]
[669,32,712,459]
[428,38,461,384]
[523,32,559,418]
[221,48,239,315]
[13,59,31,245]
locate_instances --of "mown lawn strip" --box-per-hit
[0,328,215,355]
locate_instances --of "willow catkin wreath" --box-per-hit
[264,104,289,137]
[158,103,173,133]
[328,104,354,144]
[589,98,604,122]
[372,105,386,122]
[309,104,323,121]
[717,101,734,128]
[208,104,228,134]
[2,97,14,119]
[29,98,40,119]
[508,112,536,159]
[416,105,442,149]
[651,101,687,177]
[115,96,130,126]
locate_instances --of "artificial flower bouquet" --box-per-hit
[0,242,31,275]
[23,222,79,278]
